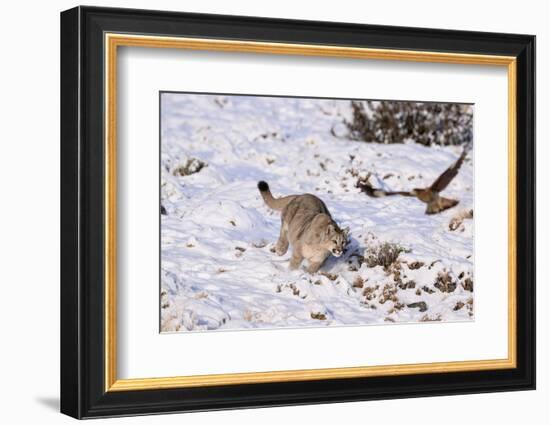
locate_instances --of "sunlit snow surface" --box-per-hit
[160,93,474,332]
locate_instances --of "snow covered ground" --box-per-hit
[160,93,474,332]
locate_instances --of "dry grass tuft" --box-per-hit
[378,283,398,304]
[407,261,425,270]
[353,276,365,288]
[365,241,410,269]
[462,277,474,292]
[173,157,207,176]
[420,313,442,322]
[319,272,338,281]
[453,301,465,311]
[311,312,327,320]
[363,285,379,301]
[434,270,457,293]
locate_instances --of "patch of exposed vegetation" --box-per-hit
[466,298,474,317]
[434,270,457,293]
[462,277,474,292]
[407,261,424,270]
[353,276,365,288]
[160,290,170,309]
[311,312,327,320]
[378,283,398,304]
[363,285,379,301]
[277,283,307,299]
[398,280,416,290]
[319,272,338,281]
[453,301,465,311]
[173,157,207,176]
[364,241,410,269]
[235,246,246,258]
[344,100,473,147]
[420,313,442,322]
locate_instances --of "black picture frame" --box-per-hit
[61,5,535,419]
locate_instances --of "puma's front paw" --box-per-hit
[289,262,300,270]
[275,240,289,256]
[307,262,322,274]
[289,256,303,270]
[276,246,288,256]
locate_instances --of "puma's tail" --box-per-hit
[257,181,297,211]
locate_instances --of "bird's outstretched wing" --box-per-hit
[356,178,414,198]
[429,149,468,193]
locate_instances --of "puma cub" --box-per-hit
[258,181,348,273]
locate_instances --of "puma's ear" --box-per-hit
[343,226,350,236]
[326,224,334,235]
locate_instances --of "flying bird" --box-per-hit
[356,149,469,215]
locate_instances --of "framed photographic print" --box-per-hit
[60,6,536,419]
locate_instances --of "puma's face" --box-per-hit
[325,224,349,257]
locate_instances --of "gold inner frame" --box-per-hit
[104,33,517,392]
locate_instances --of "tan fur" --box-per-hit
[258,181,348,273]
